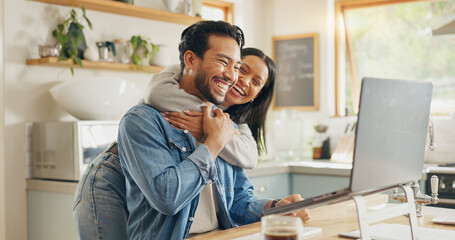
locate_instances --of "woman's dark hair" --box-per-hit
[225,47,276,155]
[178,21,245,75]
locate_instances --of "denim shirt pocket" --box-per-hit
[168,137,192,161]
[73,163,94,211]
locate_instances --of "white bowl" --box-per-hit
[50,77,140,120]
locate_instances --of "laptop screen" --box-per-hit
[350,78,433,193]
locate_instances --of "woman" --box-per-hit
[73,48,276,239]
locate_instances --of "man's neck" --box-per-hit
[180,73,213,108]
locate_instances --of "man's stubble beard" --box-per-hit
[194,67,224,105]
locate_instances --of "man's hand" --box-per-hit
[202,106,236,160]
[265,194,310,222]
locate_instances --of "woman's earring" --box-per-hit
[186,67,193,75]
[250,98,254,103]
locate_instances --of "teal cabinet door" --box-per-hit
[249,173,291,199]
[291,174,350,199]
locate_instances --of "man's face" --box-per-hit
[194,35,241,105]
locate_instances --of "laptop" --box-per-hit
[263,77,433,215]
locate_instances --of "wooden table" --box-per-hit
[188,194,455,239]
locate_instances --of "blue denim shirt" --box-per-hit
[118,103,269,239]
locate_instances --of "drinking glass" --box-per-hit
[261,215,303,240]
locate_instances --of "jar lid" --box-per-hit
[113,38,127,43]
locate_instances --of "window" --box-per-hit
[335,0,455,116]
[202,0,233,23]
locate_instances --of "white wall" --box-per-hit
[0,0,5,237]
[0,0,266,239]
[261,0,335,159]
[263,0,335,118]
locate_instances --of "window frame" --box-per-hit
[203,0,234,24]
[334,0,439,116]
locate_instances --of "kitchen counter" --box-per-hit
[27,159,353,193]
[188,194,455,239]
[27,159,444,193]
[245,159,352,178]
[27,178,77,194]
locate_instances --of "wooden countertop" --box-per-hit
[188,194,455,239]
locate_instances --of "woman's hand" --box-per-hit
[161,110,204,141]
[265,194,310,222]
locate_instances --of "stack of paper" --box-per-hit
[431,216,455,226]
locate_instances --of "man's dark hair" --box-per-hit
[226,48,276,155]
[178,21,245,74]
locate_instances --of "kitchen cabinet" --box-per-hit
[249,172,350,200]
[249,173,291,199]
[291,174,350,199]
[27,179,78,240]
[28,190,78,240]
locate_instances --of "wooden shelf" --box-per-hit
[29,0,203,25]
[26,57,165,73]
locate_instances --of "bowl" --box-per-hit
[50,77,140,120]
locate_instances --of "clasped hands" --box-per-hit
[161,107,240,141]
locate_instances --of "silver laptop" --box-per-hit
[263,77,433,215]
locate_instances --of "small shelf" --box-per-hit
[29,0,203,25]
[26,57,165,73]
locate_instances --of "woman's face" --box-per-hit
[223,55,269,108]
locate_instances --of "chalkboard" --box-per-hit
[272,33,319,110]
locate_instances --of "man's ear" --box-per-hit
[183,50,199,72]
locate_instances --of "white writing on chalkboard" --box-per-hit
[274,35,316,107]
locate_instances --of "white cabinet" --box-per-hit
[28,190,78,240]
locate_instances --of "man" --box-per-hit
[118,21,309,239]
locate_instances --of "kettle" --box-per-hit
[96,41,116,62]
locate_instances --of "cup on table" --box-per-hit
[261,215,303,240]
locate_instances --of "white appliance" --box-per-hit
[32,121,119,181]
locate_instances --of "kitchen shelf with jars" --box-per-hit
[26,0,206,73]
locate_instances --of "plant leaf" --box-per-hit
[57,34,69,44]
[74,57,82,67]
[70,38,77,48]
[70,67,74,76]
[133,54,141,65]
[76,22,84,30]
[84,16,93,29]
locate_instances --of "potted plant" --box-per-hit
[52,7,93,75]
[130,35,159,67]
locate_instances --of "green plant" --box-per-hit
[130,35,159,67]
[52,7,93,75]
